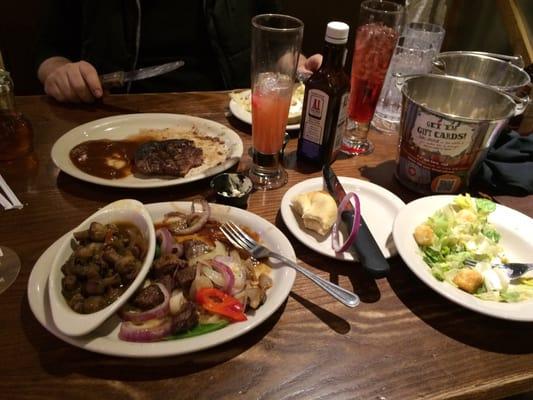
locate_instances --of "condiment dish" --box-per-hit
[210,173,253,208]
[47,199,156,337]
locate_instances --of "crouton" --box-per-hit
[453,268,483,294]
[414,224,435,246]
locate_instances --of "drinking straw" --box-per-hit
[0,193,12,210]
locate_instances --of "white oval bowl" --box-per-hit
[47,199,156,337]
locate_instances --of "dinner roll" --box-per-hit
[292,191,337,235]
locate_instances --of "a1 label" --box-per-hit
[302,89,330,144]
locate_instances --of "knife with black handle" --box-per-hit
[99,60,185,88]
[323,164,390,278]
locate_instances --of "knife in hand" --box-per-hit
[99,60,185,88]
[323,164,390,278]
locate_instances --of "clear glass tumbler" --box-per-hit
[249,14,303,190]
[341,0,404,156]
[372,36,436,134]
[403,22,445,53]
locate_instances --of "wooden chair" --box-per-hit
[497,0,533,66]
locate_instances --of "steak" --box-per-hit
[134,139,204,177]
[131,284,164,310]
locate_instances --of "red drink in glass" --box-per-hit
[341,0,404,156]
[252,73,292,155]
[348,23,398,124]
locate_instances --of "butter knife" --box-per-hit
[99,60,185,88]
[323,165,390,278]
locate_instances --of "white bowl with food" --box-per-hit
[393,194,533,321]
[47,199,156,337]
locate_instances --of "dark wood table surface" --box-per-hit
[1,92,532,400]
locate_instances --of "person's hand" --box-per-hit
[296,53,323,81]
[38,57,103,103]
[299,54,323,74]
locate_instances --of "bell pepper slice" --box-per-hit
[196,287,247,322]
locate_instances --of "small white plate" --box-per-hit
[28,202,296,357]
[280,177,405,261]
[229,90,301,130]
[51,113,243,189]
[48,199,156,337]
[393,195,533,321]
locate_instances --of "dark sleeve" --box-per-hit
[36,0,83,68]
[255,0,284,14]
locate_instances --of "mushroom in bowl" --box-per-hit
[47,199,156,337]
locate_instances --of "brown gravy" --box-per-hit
[69,135,153,179]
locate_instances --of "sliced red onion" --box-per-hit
[332,192,361,253]
[201,264,226,288]
[118,317,173,342]
[119,283,170,323]
[156,227,172,254]
[166,199,210,235]
[213,256,235,293]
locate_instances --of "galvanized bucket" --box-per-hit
[395,74,528,193]
[432,51,531,94]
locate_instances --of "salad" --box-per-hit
[414,194,533,302]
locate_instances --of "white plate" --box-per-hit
[28,202,296,358]
[228,90,301,130]
[393,195,533,321]
[51,113,243,188]
[280,177,405,261]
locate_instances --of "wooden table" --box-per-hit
[1,92,532,400]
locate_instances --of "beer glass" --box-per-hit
[342,0,404,156]
[249,14,303,189]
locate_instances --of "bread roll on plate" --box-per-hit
[291,191,337,236]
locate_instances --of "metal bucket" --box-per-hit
[395,74,527,193]
[432,51,531,94]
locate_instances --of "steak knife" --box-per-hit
[99,60,185,88]
[323,165,390,278]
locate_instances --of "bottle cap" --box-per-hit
[325,21,349,44]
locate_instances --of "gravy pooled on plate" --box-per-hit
[69,128,228,180]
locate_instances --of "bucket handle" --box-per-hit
[506,91,530,116]
[434,51,524,69]
[393,72,422,90]
[431,58,445,74]
[393,72,530,116]
[466,52,524,68]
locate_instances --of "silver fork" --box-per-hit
[464,259,533,280]
[220,221,360,308]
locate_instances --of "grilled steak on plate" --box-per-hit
[134,139,204,177]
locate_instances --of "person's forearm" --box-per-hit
[37,56,72,84]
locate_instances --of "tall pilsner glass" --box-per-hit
[341,0,404,156]
[250,14,303,190]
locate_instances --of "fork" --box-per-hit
[220,221,360,308]
[464,259,533,280]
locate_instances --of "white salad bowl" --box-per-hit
[47,199,156,337]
